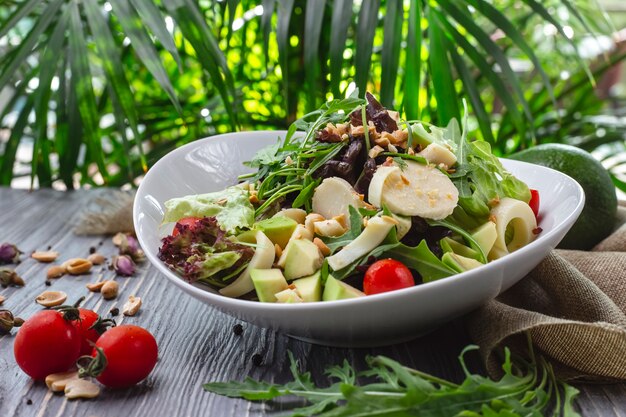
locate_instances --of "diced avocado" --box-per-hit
[275,288,303,303]
[322,275,365,301]
[236,229,257,244]
[255,216,298,248]
[441,237,480,260]
[442,253,484,273]
[471,222,498,255]
[250,268,288,303]
[283,239,323,280]
[292,271,322,302]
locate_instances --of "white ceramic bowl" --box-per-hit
[134,131,584,347]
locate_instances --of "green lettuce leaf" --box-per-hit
[163,185,254,233]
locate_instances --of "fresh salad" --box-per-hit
[157,93,540,303]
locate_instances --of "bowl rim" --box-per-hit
[134,130,585,311]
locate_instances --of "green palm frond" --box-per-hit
[0,0,624,189]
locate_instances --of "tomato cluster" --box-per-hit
[13,305,157,388]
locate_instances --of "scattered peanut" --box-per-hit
[0,295,5,305]
[249,194,259,204]
[87,253,105,265]
[123,295,142,316]
[31,251,59,263]
[304,213,325,234]
[64,258,93,275]
[86,281,106,292]
[64,378,100,399]
[35,291,67,308]
[101,280,119,300]
[45,370,79,392]
[47,265,65,279]
[274,244,282,258]
[313,238,331,256]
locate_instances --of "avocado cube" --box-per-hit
[292,271,322,302]
[275,288,304,303]
[255,216,298,248]
[471,222,497,256]
[442,252,484,273]
[283,239,323,280]
[441,237,479,260]
[322,275,364,301]
[250,268,288,303]
[236,229,258,244]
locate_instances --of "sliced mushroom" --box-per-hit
[123,295,142,316]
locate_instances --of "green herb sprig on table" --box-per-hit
[204,346,580,417]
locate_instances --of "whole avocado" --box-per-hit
[510,143,617,250]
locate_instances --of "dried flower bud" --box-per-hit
[113,233,145,263]
[111,255,136,276]
[0,243,21,264]
[0,309,23,334]
[0,267,24,287]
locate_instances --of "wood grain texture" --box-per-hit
[0,188,624,416]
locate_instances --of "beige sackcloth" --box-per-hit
[467,202,626,382]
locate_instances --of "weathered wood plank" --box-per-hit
[0,188,624,416]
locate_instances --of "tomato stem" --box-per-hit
[89,317,117,335]
[77,347,108,378]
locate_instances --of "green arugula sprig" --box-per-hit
[241,94,366,217]
[203,346,580,417]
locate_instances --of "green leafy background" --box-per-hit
[0,0,625,190]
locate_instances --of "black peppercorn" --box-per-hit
[251,354,263,366]
[233,323,243,336]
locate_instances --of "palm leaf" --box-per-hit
[354,0,380,95]
[303,0,326,111]
[379,0,402,107]
[0,0,41,40]
[329,0,353,98]
[403,0,421,120]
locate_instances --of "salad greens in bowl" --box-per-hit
[134,93,584,346]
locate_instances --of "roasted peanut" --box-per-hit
[0,295,4,305]
[31,251,59,263]
[35,291,67,308]
[64,378,100,399]
[304,213,325,234]
[47,265,65,279]
[87,253,105,265]
[274,244,282,258]
[86,281,106,292]
[45,370,79,392]
[64,258,92,275]
[313,238,331,256]
[101,280,119,300]
[123,295,142,316]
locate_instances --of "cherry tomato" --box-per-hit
[73,309,103,356]
[529,189,540,218]
[172,217,202,237]
[89,325,158,388]
[363,259,415,295]
[14,310,81,380]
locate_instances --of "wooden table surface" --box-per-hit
[1,188,625,417]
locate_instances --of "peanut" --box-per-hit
[87,253,105,265]
[45,370,78,392]
[47,265,66,279]
[313,238,331,256]
[0,295,5,305]
[123,295,142,316]
[35,291,67,308]
[31,251,59,263]
[101,280,119,300]
[64,258,92,275]
[86,281,106,292]
[64,378,100,399]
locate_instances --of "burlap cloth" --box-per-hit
[467,202,626,382]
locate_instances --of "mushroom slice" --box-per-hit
[311,177,365,227]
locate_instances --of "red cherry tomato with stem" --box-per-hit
[172,217,202,237]
[80,325,158,388]
[363,259,415,295]
[73,308,115,356]
[529,189,540,218]
[14,309,82,380]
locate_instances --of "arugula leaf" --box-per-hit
[428,218,487,264]
[204,346,581,417]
